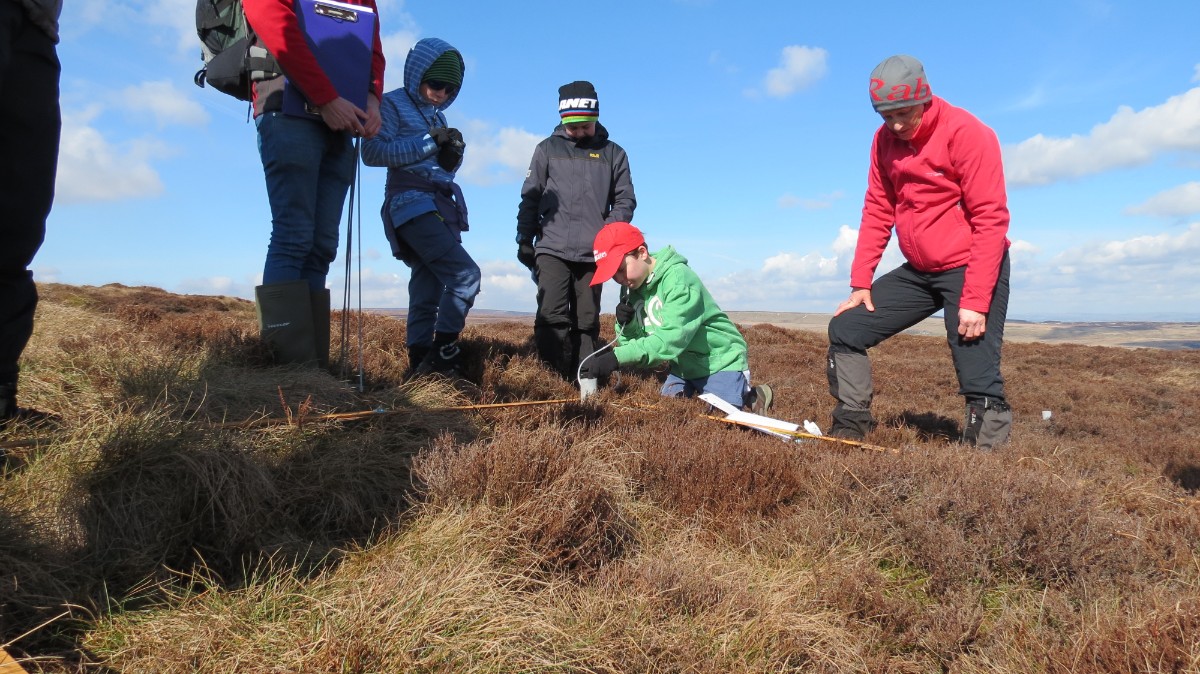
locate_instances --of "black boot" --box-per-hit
[413,334,465,378]
[309,287,331,368]
[255,280,318,365]
[404,344,431,382]
[0,381,16,428]
[0,380,56,430]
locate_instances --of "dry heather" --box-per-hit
[1,282,1198,673]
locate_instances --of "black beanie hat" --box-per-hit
[558,80,599,123]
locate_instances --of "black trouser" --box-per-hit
[534,254,602,380]
[828,253,1010,407]
[0,5,60,384]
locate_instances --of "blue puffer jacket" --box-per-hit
[362,37,463,228]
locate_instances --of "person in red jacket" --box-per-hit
[243,0,385,366]
[826,55,1012,450]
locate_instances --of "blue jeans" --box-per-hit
[394,211,481,347]
[662,370,751,409]
[256,112,355,291]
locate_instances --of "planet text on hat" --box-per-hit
[559,97,598,112]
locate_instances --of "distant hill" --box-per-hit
[368,308,1200,350]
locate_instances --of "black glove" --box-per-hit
[615,300,635,326]
[428,127,460,146]
[431,127,465,172]
[517,242,537,270]
[582,349,619,379]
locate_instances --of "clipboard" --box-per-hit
[282,0,375,118]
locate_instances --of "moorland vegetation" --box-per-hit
[2,283,1199,672]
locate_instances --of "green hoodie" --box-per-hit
[613,246,749,380]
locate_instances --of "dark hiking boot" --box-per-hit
[413,340,465,379]
[402,344,431,382]
[829,405,876,441]
[1,383,58,431]
[747,384,774,416]
[962,398,1012,450]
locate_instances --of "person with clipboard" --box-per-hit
[243,0,385,366]
[362,38,479,382]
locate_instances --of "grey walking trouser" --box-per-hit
[827,253,1010,404]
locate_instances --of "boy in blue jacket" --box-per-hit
[363,38,480,379]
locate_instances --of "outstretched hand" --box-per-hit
[833,288,874,317]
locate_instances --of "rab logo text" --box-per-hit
[869,77,931,105]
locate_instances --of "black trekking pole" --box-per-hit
[339,137,365,392]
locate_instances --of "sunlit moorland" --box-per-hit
[2,283,1198,673]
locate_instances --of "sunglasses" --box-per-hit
[424,79,458,94]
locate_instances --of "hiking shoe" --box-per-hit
[829,406,875,441]
[413,341,465,379]
[748,384,774,416]
[962,398,1012,451]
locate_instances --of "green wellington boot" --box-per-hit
[309,287,331,368]
[255,280,317,365]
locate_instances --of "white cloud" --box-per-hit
[454,121,542,187]
[113,80,210,128]
[708,50,738,75]
[55,106,167,204]
[830,224,859,257]
[145,0,199,53]
[1011,223,1200,319]
[1008,239,1041,256]
[703,226,896,310]
[1125,181,1200,217]
[33,266,61,284]
[176,275,248,298]
[779,190,844,210]
[762,45,828,98]
[1054,222,1200,268]
[1004,87,1200,186]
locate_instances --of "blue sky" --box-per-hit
[41,0,1200,321]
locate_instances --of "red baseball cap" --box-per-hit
[590,222,645,286]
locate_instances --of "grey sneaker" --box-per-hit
[749,384,774,415]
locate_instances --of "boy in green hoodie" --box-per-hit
[582,222,772,413]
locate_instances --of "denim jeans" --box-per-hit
[256,112,355,291]
[393,211,481,348]
[0,3,59,382]
[662,370,751,409]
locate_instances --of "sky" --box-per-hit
[39,0,1200,321]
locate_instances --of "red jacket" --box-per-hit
[243,0,386,116]
[851,96,1011,313]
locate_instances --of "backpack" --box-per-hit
[194,0,282,101]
